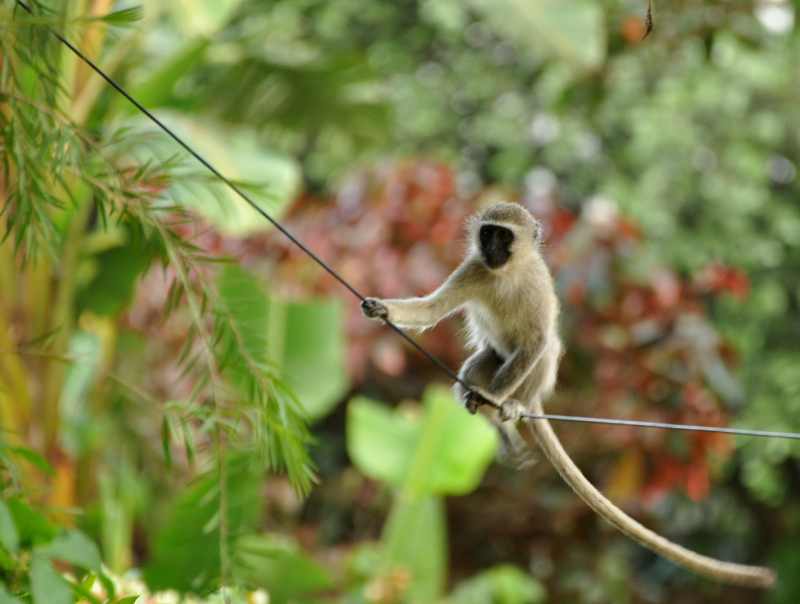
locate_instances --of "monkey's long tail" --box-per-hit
[524,398,776,589]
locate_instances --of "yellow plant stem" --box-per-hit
[0,226,32,436]
[23,258,52,343]
[42,199,92,460]
[56,0,85,117]
[72,0,113,94]
[0,310,32,436]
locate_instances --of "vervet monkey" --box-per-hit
[361,202,775,589]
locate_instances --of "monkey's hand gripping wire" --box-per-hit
[464,390,524,422]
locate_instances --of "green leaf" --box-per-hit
[68,577,102,604]
[382,495,446,603]
[347,397,419,487]
[141,115,300,235]
[349,389,498,602]
[232,534,332,603]
[166,0,247,36]
[0,585,23,604]
[414,387,498,496]
[95,7,144,26]
[76,224,161,316]
[217,265,270,369]
[447,565,546,604]
[347,387,497,495]
[128,38,211,110]
[30,555,71,604]
[6,499,57,546]
[161,416,173,468]
[97,569,118,601]
[215,265,315,493]
[218,266,348,420]
[144,456,263,594]
[113,597,140,604]
[277,300,349,420]
[468,0,605,69]
[6,447,53,476]
[37,530,102,571]
[0,501,19,554]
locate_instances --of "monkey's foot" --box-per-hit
[464,390,493,414]
[499,399,523,423]
[361,298,388,320]
[499,446,539,470]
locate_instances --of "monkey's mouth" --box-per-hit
[482,249,511,269]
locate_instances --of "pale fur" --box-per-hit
[363,202,775,589]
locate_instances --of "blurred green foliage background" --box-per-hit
[1,0,800,602]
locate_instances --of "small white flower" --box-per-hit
[755,0,795,34]
[583,195,618,233]
[529,113,560,145]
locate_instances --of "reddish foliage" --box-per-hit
[695,262,750,300]
[256,161,473,379]
[546,201,742,501]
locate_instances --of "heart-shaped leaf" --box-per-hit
[347,387,497,495]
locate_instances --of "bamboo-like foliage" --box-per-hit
[0,1,314,523]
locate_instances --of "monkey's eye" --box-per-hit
[499,227,514,245]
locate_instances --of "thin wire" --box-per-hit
[519,412,800,441]
[17,0,800,442]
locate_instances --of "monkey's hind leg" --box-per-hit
[455,347,537,468]
[497,423,539,469]
[453,347,502,410]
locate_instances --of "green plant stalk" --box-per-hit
[70,29,139,126]
[380,399,450,599]
[161,228,232,593]
[42,197,93,453]
[56,0,85,116]
[69,0,122,126]
[217,423,230,594]
[98,468,132,573]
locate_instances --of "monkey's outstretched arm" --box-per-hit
[525,397,776,589]
[362,262,478,329]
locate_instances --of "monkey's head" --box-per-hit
[472,202,543,271]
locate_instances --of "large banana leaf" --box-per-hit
[347,387,497,495]
[347,387,497,602]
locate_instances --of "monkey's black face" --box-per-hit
[479,224,514,269]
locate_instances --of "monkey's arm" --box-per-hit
[362,262,478,329]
